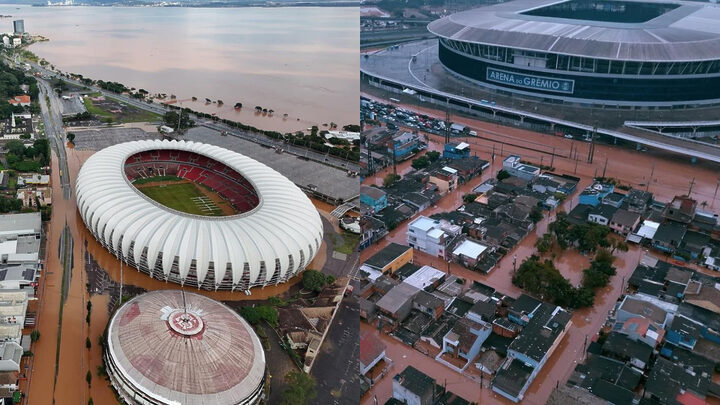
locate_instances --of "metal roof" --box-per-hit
[75,139,323,289]
[107,290,265,405]
[428,0,720,62]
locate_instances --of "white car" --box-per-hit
[564,134,574,139]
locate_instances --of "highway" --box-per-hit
[37,78,71,200]
[28,62,361,172]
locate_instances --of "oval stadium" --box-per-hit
[105,290,266,404]
[75,139,323,291]
[428,0,720,106]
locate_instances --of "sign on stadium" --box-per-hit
[486,68,574,94]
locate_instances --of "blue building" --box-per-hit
[389,132,422,161]
[578,182,615,207]
[666,315,702,350]
[360,185,387,213]
[443,142,471,159]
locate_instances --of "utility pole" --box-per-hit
[602,157,608,178]
[586,127,596,163]
[444,102,451,145]
[688,177,696,196]
[646,162,655,192]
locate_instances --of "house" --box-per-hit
[493,304,572,402]
[443,142,470,159]
[587,204,617,226]
[6,95,29,107]
[0,343,22,372]
[360,185,387,214]
[578,182,614,207]
[360,330,386,376]
[359,216,388,251]
[614,316,665,348]
[662,195,697,224]
[652,222,687,254]
[625,189,653,213]
[609,209,641,236]
[616,295,670,327]
[502,155,540,181]
[429,167,458,196]
[601,332,653,370]
[389,132,423,160]
[507,294,542,326]
[666,314,703,350]
[413,291,445,320]
[601,192,625,208]
[451,239,490,269]
[680,230,710,259]
[643,357,712,404]
[362,243,413,275]
[402,265,446,291]
[407,216,460,258]
[392,366,436,405]
[441,317,491,364]
[531,177,560,194]
[446,157,489,184]
[376,283,420,324]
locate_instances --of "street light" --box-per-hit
[513,254,517,271]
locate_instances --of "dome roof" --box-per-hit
[76,139,323,289]
[106,290,265,404]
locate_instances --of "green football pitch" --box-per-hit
[138,182,221,216]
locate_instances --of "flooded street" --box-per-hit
[360,102,720,404]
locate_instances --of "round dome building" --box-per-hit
[105,290,266,405]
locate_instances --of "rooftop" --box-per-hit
[363,243,412,271]
[393,365,435,397]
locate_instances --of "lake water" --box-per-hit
[1,5,358,132]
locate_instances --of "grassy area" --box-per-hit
[83,94,161,124]
[138,183,219,216]
[334,231,360,255]
[131,175,182,185]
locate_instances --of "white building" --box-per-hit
[0,342,22,372]
[17,173,50,187]
[11,38,20,48]
[407,216,461,258]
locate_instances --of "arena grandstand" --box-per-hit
[428,0,720,106]
[76,139,324,291]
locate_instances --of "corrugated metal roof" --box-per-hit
[428,0,720,61]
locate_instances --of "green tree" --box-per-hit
[302,270,329,292]
[67,132,75,143]
[463,193,478,204]
[426,151,441,162]
[535,234,553,254]
[496,170,510,181]
[282,371,317,405]
[30,329,40,342]
[86,370,92,386]
[86,337,91,350]
[411,156,429,170]
[529,206,543,223]
[383,173,400,188]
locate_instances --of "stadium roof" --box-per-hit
[107,290,265,404]
[76,139,323,288]
[428,0,720,62]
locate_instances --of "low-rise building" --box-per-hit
[587,204,617,226]
[6,95,29,107]
[652,222,687,254]
[376,283,420,324]
[360,330,386,376]
[609,208,641,236]
[662,195,697,224]
[429,167,458,196]
[389,132,423,161]
[440,317,491,364]
[360,185,388,214]
[451,239,489,269]
[392,366,436,405]
[443,142,470,159]
[407,216,461,259]
[362,243,413,275]
[578,182,614,207]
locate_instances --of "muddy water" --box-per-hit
[27,145,332,404]
[360,108,720,403]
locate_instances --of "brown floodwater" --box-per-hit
[10,5,359,132]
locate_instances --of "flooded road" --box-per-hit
[360,103,720,404]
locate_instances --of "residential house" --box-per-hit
[402,265,446,291]
[407,216,461,259]
[6,95,29,107]
[492,304,572,402]
[601,192,625,208]
[451,239,489,269]
[429,167,458,196]
[467,300,497,324]
[578,182,614,207]
[643,357,712,404]
[0,343,22,372]
[588,204,618,226]
[665,314,703,350]
[601,332,653,370]
[616,295,670,328]
[413,291,445,320]
[652,222,687,254]
[376,283,420,324]
[662,195,697,224]
[507,294,542,326]
[362,243,414,275]
[392,366,436,405]
[360,186,387,214]
[609,209,641,236]
[446,157,489,184]
[502,155,540,181]
[360,330,386,376]
[360,216,388,251]
[441,317,491,364]
[443,142,471,159]
[614,316,665,348]
[389,132,423,161]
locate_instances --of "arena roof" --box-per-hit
[428,0,720,62]
[75,139,323,289]
[107,290,265,404]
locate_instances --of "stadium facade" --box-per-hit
[428,0,720,106]
[105,290,266,405]
[76,139,324,291]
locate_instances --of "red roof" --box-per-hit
[359,330,386,369]
[8,95,30,104]
[676,391,705,405]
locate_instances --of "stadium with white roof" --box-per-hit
[105,290,266,404]
[428,0,720,105]
[75,139,324,291]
